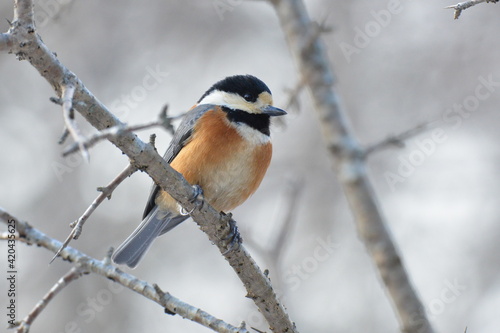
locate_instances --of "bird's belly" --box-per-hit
[199,144,271,212]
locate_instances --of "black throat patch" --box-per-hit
[222,106,271,136]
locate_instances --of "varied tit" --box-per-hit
[112,75,286,268]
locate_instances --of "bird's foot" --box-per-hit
[190,185,204,207]
[179,185,204,216]
[222,216,242,255]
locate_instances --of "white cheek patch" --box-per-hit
[198,90,256,113]
[198,90,227,105]
[234,123,271,145]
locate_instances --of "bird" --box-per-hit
[112,74,287,268]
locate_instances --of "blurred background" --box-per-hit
[1,0,499,332]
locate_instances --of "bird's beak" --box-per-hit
[261,105,287,117]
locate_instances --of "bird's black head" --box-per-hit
[197,75,286,117]
[198,75,271,104]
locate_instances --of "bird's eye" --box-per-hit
[243,94,253,102]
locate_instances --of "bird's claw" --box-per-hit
[179,185,204,216]
[190,185,204,207]
[222,218,242,255]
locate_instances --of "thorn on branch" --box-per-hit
[149,133,157,149]
[49,97,62,105]
[154,284,176,315]
[97,186,113,200]
[103,247,114,265]
[58,127,70,144]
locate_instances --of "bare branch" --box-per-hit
[15,266,86,333]
[445,0,497,19]
[61,84,89,162]
[0,209,249,333]
[62,105,181,156]
[13,0,35,24]
[269,0,434,332]
[51,164,138,263]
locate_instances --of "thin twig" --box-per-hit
[445,0,497,19]
[15,266,87,333]
[61,84,89,162]
[154,284,250,333]
[51,164,137,263]
[0,209,249,333]
[364,122,432,156]
[62,105,181,156]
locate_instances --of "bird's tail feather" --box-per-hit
[112,207,187,268]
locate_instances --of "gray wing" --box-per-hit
[142,104,214,219]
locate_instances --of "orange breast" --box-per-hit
[156,107,272,213]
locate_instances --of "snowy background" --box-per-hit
[1,1,499,332]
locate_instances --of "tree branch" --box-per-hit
[13,0,35,23]
[15,266,87,333]
[0,209,249,333]
[445,0,498,19]
[2,1,296,332]
[269,0,434,332]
